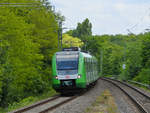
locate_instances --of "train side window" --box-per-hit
[86,58,88,72]
[88,58,89,72]
[94,61,95,75]
[91,59,92,75]
[91,59,93,72]
[89,59,90,72]
[87,58,89,72]
[85,58,87,71]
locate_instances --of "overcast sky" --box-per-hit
[50,0,150,35]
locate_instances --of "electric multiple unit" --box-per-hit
[52,47,99,94]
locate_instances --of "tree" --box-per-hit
[70,18,92,50]
[0,0,59,107]
[62,34,83,48]
[72,18,92,38]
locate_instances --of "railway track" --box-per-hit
[101,77,150,113]
[11,95,78,113]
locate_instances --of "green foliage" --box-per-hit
[103,75,114,78]
[68,18,92,50]
[140,33,150,68]
[85,35,124,76]
[62,34,83,48]
[84,32,149,84]
[0,89,56,113]
[0,0,149,110]
[0,0,59,107]
[133,68,150,84]
[120,35,142,80]
[72,18,92,39]
[66,17,149,85]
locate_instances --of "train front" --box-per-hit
[52,49,83,93]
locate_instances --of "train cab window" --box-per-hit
[57,59,78,70]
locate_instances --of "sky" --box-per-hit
[50,0,150,35]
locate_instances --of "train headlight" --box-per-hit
[55,76,58,79]
[77,75,81,79]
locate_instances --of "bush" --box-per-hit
[133,68,150,84]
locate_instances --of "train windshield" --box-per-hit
[57,59,78,70]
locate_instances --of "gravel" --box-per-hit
[111,80,150,112]
[128,82,150,97]
[101,80,141,113]
[49,79,140,113]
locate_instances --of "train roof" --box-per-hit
[56,51,79,55]
[55,47,97,60]
[80,52,92,58]
[56,51,96,59]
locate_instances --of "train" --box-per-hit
[52,47,99,94]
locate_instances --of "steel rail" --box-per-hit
[11,95,78,113]
[128,80,150,89]
[39,96,77,113]
[10,80,96,113]
[101,77,149,113]
[107,78,150,99]
[11,95,60,113]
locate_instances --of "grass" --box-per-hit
[0,88,57,113]
[85,90,119,113]
[128,82,150,93]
